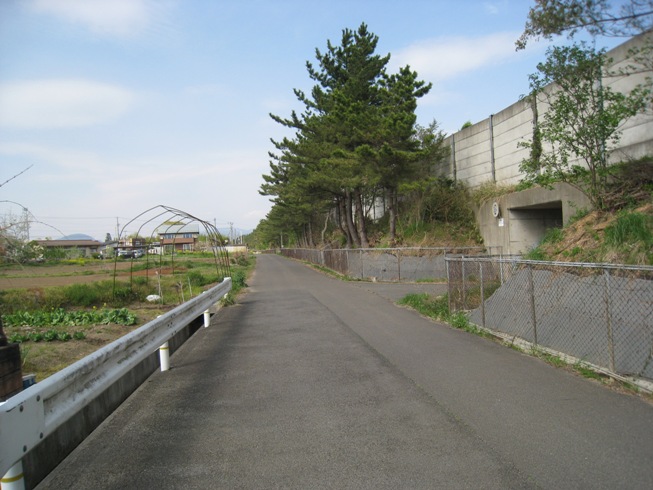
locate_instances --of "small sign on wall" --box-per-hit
[498,218,505,227]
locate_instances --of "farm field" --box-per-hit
[1,254,250,381]
[0,261,134,290]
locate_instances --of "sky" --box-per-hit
[0,0,623,241]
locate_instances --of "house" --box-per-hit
[35,239,102,258]
[154,223,200,252]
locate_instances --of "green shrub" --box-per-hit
[232,270,247,289]
[64,283,103,307]
[187,270,207,286]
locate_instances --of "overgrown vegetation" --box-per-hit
[398,293,488,337]
[525,200,653,264]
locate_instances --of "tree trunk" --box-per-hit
[321,212,330,245]
[387,187,397,243]
[354,189,369,248]
[337,198,353,248]
[307,221,315,248]
[345,191,361,248]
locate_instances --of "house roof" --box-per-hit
[36,240,102,248]
[154,223,200,235]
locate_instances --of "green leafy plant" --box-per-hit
[2,307,137,328]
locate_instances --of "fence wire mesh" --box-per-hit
[279,247,501,282]
[447,256,653,382]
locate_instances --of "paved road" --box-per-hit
[37,254,653,489]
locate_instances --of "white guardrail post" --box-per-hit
[0,278,231,481]
[159,342,170,372]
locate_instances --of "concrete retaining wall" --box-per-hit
[436,32,653,189]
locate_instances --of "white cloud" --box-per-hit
[483,1,508,15]
[391,32,523,82]
[0,142,103,174]
[0,79,135,129]
[27,0,161,38]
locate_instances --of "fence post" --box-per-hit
[604,269,616,372]
[445,256,452,314]
[359,249,364,280]
[528,265,538,345]
[397,249,401,282]
[479,261,486,329]
[461,258,466,310]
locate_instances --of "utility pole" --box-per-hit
[22,207,29,242]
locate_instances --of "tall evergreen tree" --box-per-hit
[262,23,433,247]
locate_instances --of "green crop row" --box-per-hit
[2,307,137,328]
[8,330,86,343]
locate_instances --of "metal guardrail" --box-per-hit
[446,256,653,387]
[0,277,231,481]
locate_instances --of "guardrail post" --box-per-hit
[204,310,210,328]
[159,342,170,372]
[1,460,25,490]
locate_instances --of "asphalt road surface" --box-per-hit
[37,254,653,489]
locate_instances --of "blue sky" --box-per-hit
[0,0,620,240]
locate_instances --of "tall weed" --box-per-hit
[605,212,653,247]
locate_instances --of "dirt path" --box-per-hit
[0,262,144,290]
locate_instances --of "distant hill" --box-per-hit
[61,234,96,241]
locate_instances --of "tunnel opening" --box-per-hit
[508,201,564,253]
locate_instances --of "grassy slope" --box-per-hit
[525,202,653,265]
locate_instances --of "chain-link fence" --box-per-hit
[446,256,653,383]
[279,247,502,282]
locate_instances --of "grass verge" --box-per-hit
[398,292,652,401]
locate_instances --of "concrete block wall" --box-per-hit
[491,100,533,186]
[437,32,653,189]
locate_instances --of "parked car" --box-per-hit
[117,249,134,259]
[133,249,145,258]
